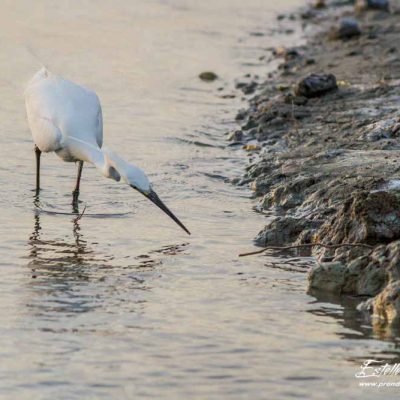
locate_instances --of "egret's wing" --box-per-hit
[25,68,103,151]
[25,100,63,153]
[57,81,103,148]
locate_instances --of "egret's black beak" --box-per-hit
[135,188,190,235]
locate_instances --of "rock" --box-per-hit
[277,84,290,91]
[261,175,320,209]
[235,109,248,121]
[241,117,257,131]
[369,281,400,327]
[316,191,400,246]
[355,241,400,284]
[295,73,338,98]
[254,217,320,247]
[308,238,400,296]
[227,130,244,142]
[355,0,390,12]
[313,256,384,294]
[242,144,260,151]
[309,248,387,296]
[236,81,258,95]
[358,117,400,141]
[199,71,218,82]
[314,0,326,9]
[273,46,287,57]
[356,242,400,327]
[329,18,362,40]
[301,10,318,20]
[273,47,301,61]
[308,262,347,294]
[341,254,387,295]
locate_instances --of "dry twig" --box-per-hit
[239,242,373,257]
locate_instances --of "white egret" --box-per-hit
[24,68,190,235]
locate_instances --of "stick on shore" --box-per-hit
[239,242,373,257]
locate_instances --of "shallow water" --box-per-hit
[1,1,400,399]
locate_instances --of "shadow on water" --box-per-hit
[308,288,400,363]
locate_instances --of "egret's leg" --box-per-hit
[72,161,84,204]
[34,145,41,194]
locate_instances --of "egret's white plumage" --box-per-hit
[24,68,190,234]
[25,68,103,155]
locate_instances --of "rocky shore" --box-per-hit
[232,0,400,330]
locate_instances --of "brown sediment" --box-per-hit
[232,0,400,329]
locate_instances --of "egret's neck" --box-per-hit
[67,137,105,167]
[65,137,120,181]
[65,137,149,189]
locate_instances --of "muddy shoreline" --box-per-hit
[231,0,400,330]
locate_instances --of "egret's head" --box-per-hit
[103,148,151,193]
[125,166,152,195]
[103,148,190,235]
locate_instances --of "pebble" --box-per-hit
[273,47,301,60]
[235,81,258,95]
[314,0,326,9]
[295,73,338,98]
[235,109,247,121]
[199,71,218,82]
[355,0,390,12]
[329,18,362,40]
[242,144,260,151]
[227,130,244,142]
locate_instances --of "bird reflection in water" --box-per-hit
[26,197,189,318]
[29,198,100,283]
[26,199,112,317]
